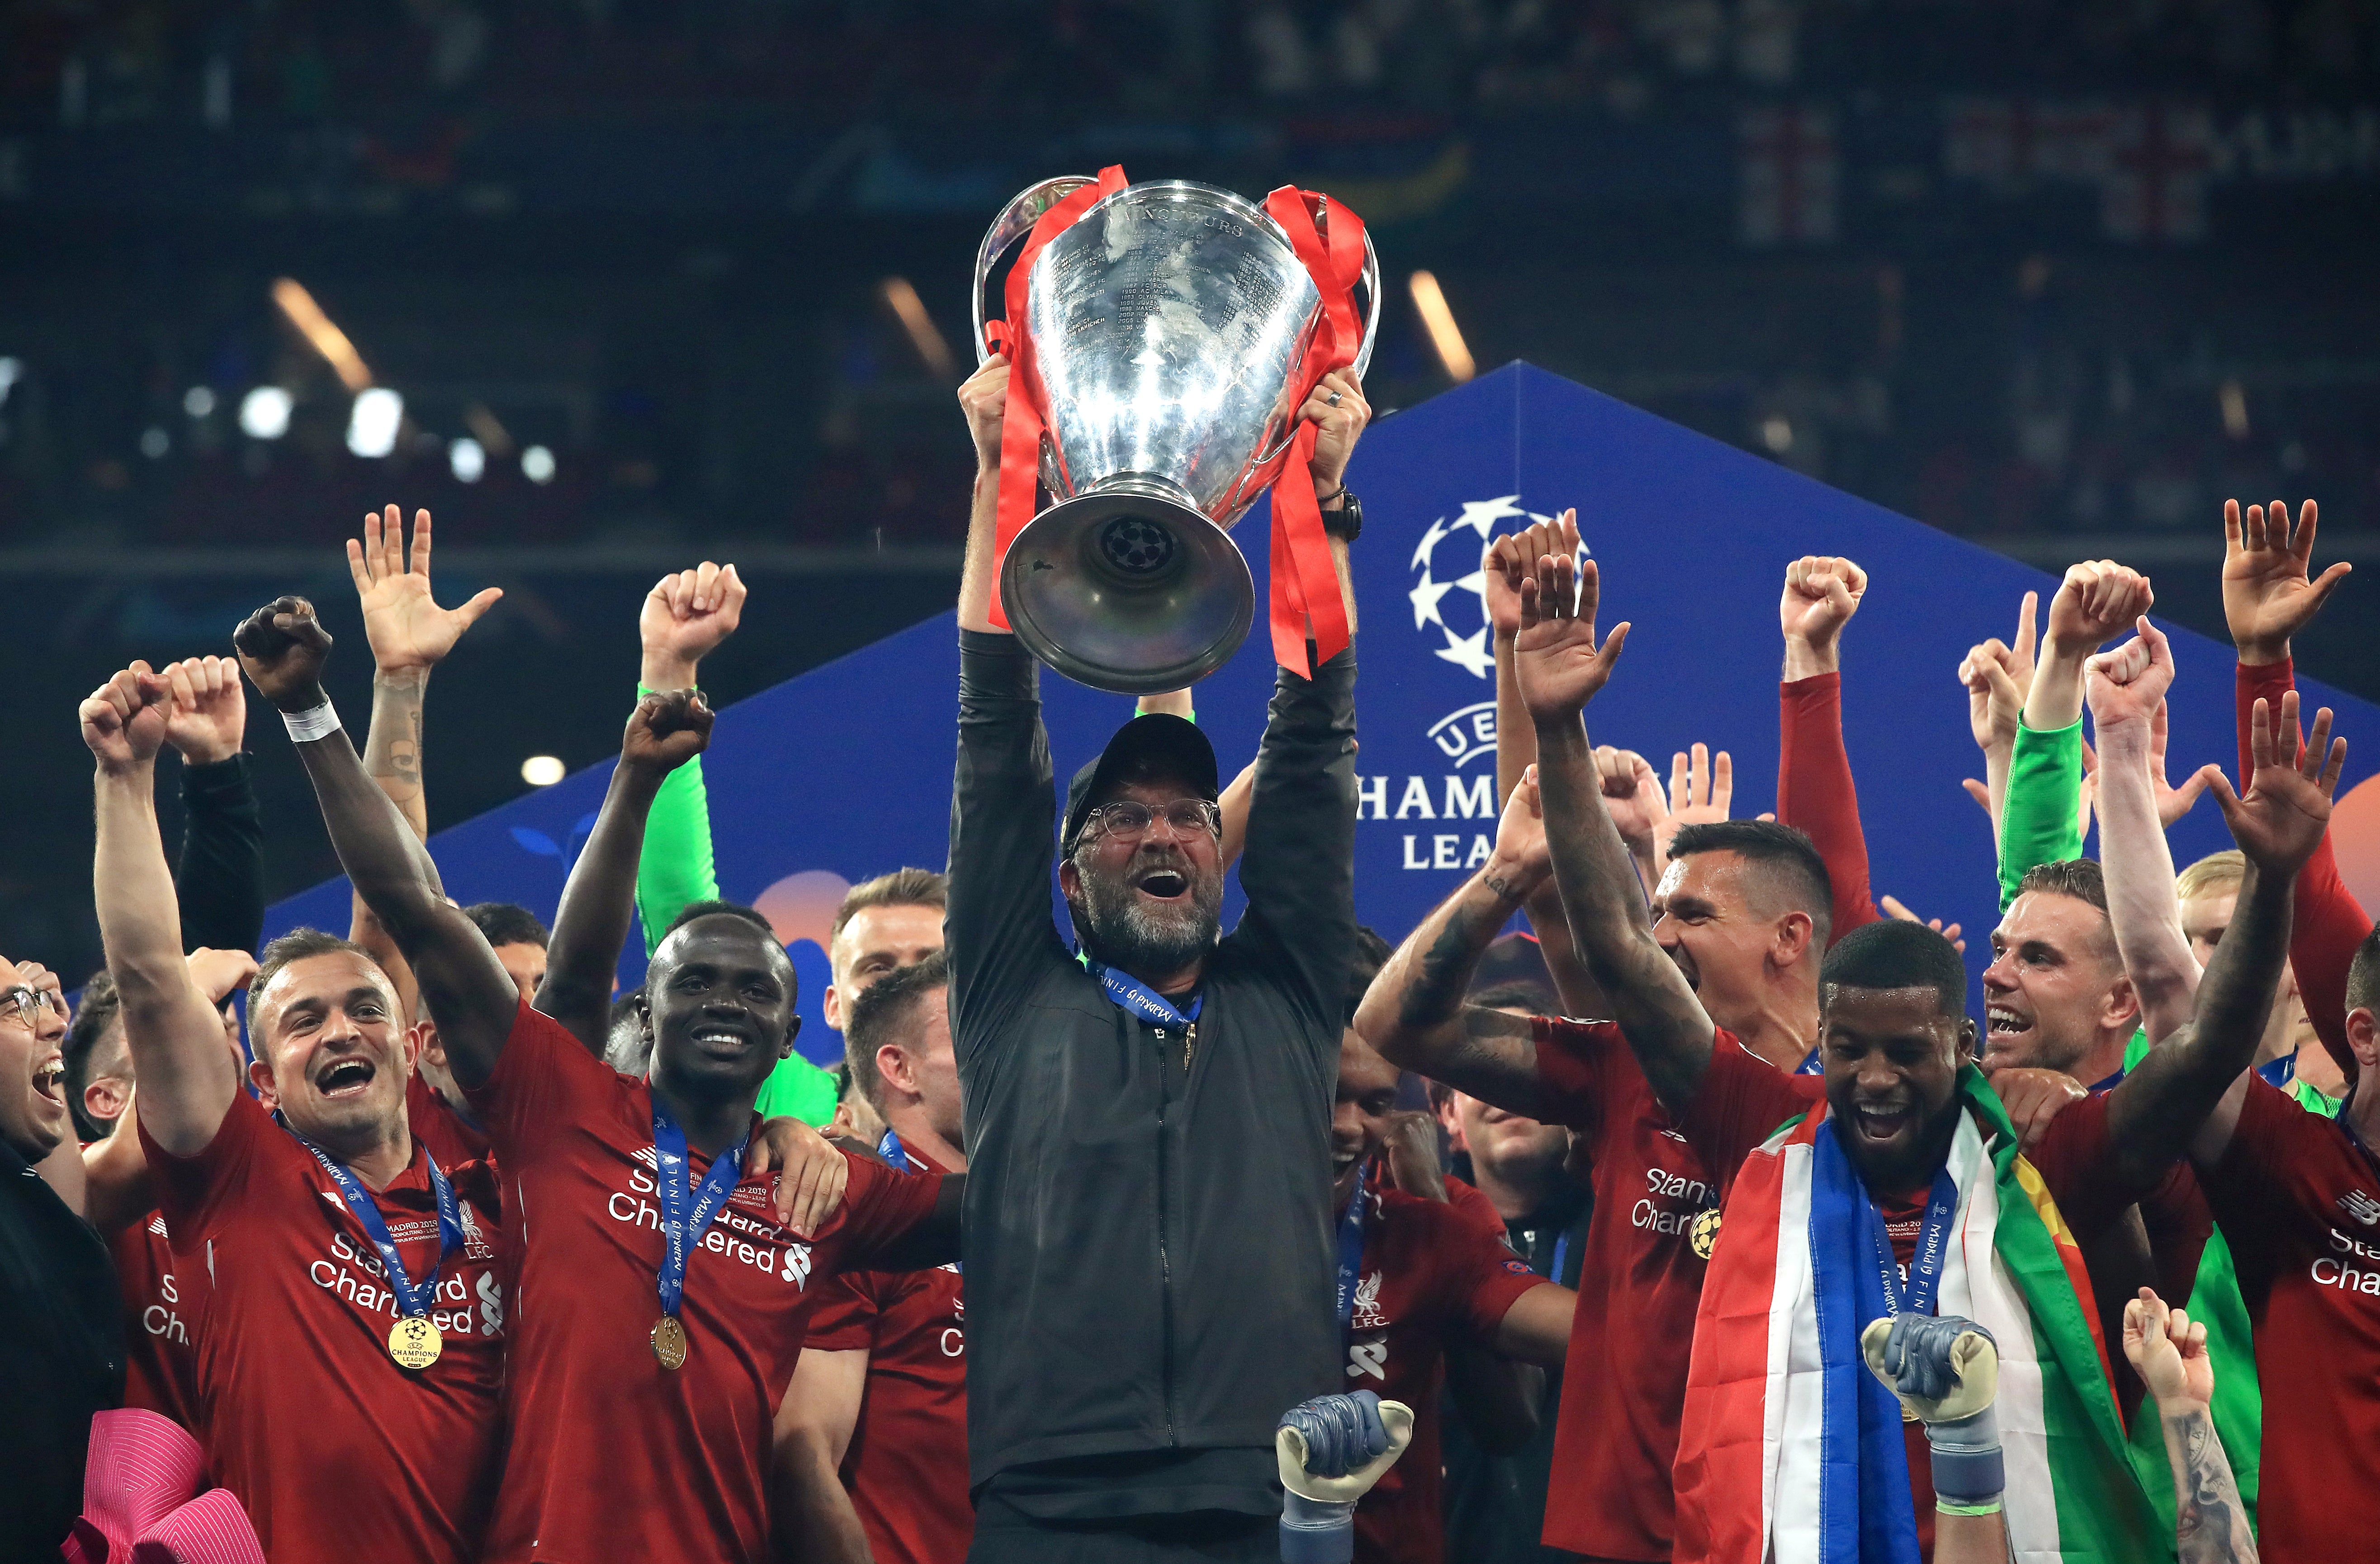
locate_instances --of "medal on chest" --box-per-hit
[648,1100,750,1373]
[287,1125,466,1373]
[389,1314,444,1370]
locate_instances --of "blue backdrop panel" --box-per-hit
[265,362,2380,1059]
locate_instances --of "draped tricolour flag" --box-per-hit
[1671,1066,2165,1564]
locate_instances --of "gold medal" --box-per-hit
[1689,1207,1722,1262]
[388,1315,443,1370]
[652,1314,689,1370]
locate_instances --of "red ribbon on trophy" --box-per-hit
[1260,185,1367,676]
[980,170,1369,678]
[981,164,1129,637]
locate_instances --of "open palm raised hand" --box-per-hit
[2207,690,2346,878]
[1505,548,1628,723]
[348,505,503,674]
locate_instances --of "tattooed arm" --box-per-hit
[2124,1289,2257,1564]
[341,506,501,1023]
[1354,778,1571,1122]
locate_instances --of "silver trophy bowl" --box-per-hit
[974,177,1378,693]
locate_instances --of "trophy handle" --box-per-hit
[974,175,1098,365]
[1352,229,1382,381]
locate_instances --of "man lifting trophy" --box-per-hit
[971,165,1377,692]
[951,170,1372,1563]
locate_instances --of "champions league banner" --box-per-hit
[265,363,2380,1064]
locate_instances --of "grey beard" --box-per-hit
[1072,864,1222,980]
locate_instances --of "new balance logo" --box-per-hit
[2337,1189,2380,1227]
[1346,1342,1387,1380]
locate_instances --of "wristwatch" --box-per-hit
[1319,488,1363,543]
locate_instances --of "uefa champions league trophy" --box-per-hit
[972,174,1379,693]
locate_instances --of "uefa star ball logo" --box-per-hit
[1406,495,1573,679]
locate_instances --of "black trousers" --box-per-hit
[967,1493,1277,1564]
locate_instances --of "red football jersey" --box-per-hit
[408,1068,492,1168]
[1531,1018,1821,1561]
[465,998,945,1564]
[805,1138,970,1564]
[1345,1185,1548,1564]
[2204,1077,2380,1561]
[141,1091,508,1564]
[109,1208,202,1431]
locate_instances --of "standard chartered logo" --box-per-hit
[607,1159,812,1289]
[1631,1166,1714,1242]
[308,1230,502,1337]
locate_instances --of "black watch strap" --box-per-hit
[1321,490,1363,543]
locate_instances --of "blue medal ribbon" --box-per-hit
[1334,1186,1370,1338]
[288,1129,462,1325]
[877,1127,913,1172]
[651,1101,749,1322]
[1090,962,1202,1030]
[1795,1047,1825,1077]
[1864,1162,1961,1320]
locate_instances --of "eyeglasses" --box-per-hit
[1077,798,1222,847]
[0,986,59,1031]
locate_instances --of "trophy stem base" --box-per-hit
[998,487,1257,695]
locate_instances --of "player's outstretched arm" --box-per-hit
[2124,1288,2257,1564]
[1356,775,1570,1122]
[235,595,518,1088]
[539,690,714,1055]
[2087,619,2209,1044]
[2110,691,2346,1179]
[84,665,243,1156]
[1507,546,1714,1115]
[343,504,502,1024]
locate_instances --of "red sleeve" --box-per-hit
[1443,1176,1512,1243]
[1438,1207,1552,1343]
[1778,674,1880,939]
[2202,1076,2314,1292]
[139,1088,271,1242]
[2238,659,2369,1081]
[2025,1091,2165,1242]
[831,1155,946,1270]
[804,1268,885,1352]
[1530,1016,1619,1134]
[463,993,617,1166]
[1675,1035,1824,1185]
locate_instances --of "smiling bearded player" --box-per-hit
[233,592,962,1564]
[83,659,508,1564]
[1497,539,2336,1563]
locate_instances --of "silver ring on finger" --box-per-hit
[1326,390,1344,406]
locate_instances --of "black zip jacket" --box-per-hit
[947,629,1357,1503]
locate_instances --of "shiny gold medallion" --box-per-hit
[652,1314,690,1371]
[1688,1207,1722,1262]
[388,1315,444,1370]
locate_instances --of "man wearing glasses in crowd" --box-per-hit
[945,355,1368,1564]
[0,958,123,1561]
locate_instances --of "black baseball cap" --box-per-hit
[1062,713,1222,853]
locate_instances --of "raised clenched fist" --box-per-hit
[233,596,333,713]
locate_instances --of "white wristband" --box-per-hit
[281,699,341,744]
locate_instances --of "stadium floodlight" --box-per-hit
[140,427,170,459]
[521,444,557,484]
[1408,271,1475,384]
[183,386,217,418]
[347,388,404,458]
[450,437,486,483]
[521,755,566,786]
[240,387,293,439]
[272,278,374,391]
[883,276,956,381]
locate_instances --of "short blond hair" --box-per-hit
[830,869,947,950]
[2176,850,2246,904]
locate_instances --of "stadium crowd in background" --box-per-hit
[7,344,2379,1564]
